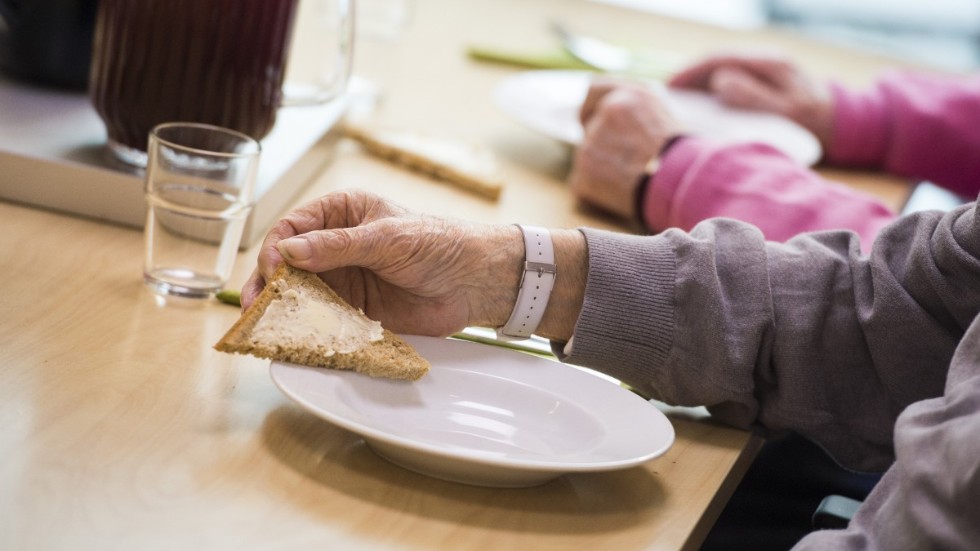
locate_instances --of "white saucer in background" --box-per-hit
[493,70,822,166]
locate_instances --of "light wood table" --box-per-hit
[1,1,930,549]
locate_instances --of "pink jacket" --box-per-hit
[643,71,980,251]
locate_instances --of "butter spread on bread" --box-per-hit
[215,263,430,381]
[252,287,384,355]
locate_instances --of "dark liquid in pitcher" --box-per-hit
[89,0,299,153]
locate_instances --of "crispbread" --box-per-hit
[345,124,504,200]
[214,264,430,381]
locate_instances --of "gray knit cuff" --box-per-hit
[559,228,675,387]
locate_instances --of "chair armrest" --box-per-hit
[812,494,863,529]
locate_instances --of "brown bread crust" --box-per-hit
[214,264,430,381]
[344,124,503,200]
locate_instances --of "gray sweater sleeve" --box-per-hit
[794,319,980,549]
[561,201,980,472]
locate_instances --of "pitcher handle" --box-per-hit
[280,0,355,107]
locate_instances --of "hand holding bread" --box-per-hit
[241,190,589,344]
[242,190,522,338]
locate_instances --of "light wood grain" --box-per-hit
[1,0,927,549]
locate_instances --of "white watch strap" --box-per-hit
[497,225,557,340]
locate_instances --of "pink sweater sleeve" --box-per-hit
[643,137,896,252]
[828,71,980,198]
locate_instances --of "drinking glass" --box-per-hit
[352,0,413,99]
[143,123,261,299]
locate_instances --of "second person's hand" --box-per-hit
[568,77,682,222]
[669,53,834,150]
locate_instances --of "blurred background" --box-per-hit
[596,0,980,71]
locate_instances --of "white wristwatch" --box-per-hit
[496,225,557,340]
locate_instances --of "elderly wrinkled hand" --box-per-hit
[241,190,522,337]
[241,190,588,341]
[568,77,682,222]
[669,53,834,149]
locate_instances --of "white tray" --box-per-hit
[0,74,348,247]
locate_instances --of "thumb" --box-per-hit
[710,67,786,115]
[277,225,383,274]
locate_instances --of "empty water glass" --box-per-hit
[142,123,261,299]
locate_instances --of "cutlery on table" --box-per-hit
[550,20,683,79]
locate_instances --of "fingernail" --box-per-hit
[278,237,312,261]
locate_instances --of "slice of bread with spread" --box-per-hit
[345,124,504,200]
[215,263,430,381]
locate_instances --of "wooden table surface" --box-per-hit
[1,1,928,549]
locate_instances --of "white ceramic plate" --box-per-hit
[270,335,674,487]
[493,70,822,166]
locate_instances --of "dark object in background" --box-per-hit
[89,0,300,157]
[0,0,98,89]
[700,432,882,551]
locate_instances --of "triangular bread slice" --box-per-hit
[214,263,430,380]
[344,124,504,200]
